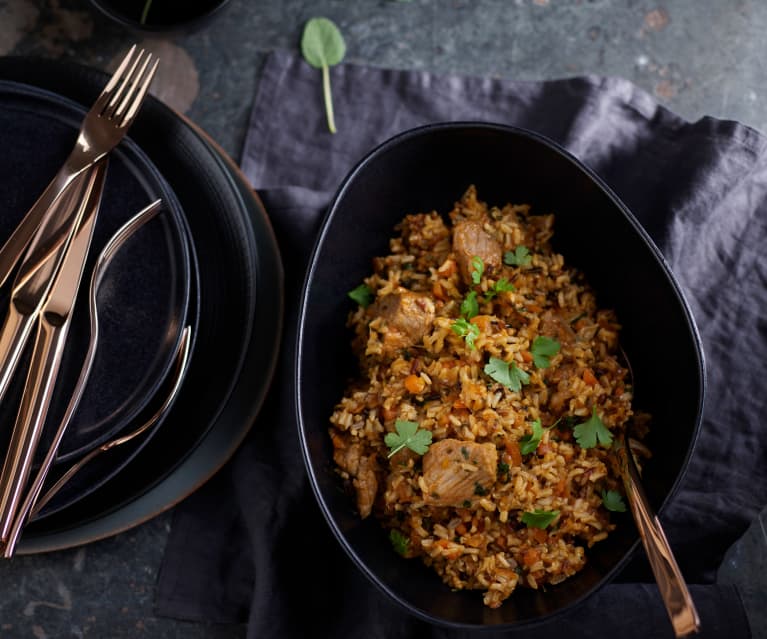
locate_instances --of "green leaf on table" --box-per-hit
[300,17,347,133]
[348,283,374,307]
[385,420,432,458]
[484,357,530,392]
[521,509,559,529]
[530,336,560,369]
[573,406,613,449]
[602,490,627,512]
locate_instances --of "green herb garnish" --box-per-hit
[389,529,410,556]
[140,0,152,23]
[460,290,479,319]
[573,406,613,449]
[497,462,510,474]
[470,255,484,284]
[504,246,532,267]
[300,17,347,134]
[602,490,627,513]
[521,509,559,529]
[451,317,480,349]
[519,419,544,455]
[484,278,515,302]
[474,483,489,496]
[385,420,433,458]
[348,283,374,307]
[530,336,560,369]
[484,357,530,392]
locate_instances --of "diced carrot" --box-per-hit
[531,528,548,543]
[382,406,398,421]
[432,281,447,300]
[555,476,568,497]
[471,315,491,333]
[505,441,522,466]
[522,548,541,567]
[521,350,533,363]
[582,369,598,386]
[456,523,467,536]
[453,398,467,410]
[330,433,345,449]
[437,260,457,276]
[404,374,426,394]
[526,303,542,313]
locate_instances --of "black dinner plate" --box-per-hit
[0,80,194,468]
[0,56,283,551]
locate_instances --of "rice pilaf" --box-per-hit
[329,186,642,608]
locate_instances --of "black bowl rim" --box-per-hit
[295,120,706,630]
[88,0,233,33]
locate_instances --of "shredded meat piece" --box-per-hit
[421,439,498,507]
[372,290,435,357]
[452,220,503,285]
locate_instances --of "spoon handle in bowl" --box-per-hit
[620,442,701,637]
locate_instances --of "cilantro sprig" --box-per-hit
[519,419,544,455]
[470,256,484,284]
[460,290,479,319]
[602,490,627,513]
[385,420,433,458]
[484,357,530,392]
[530,336,560,369]
[504,246,532,267]
[573,406,613,449]
[521,509,559,529]
[484,278,515,302]
[451,317,480,349]
[389,529,410,556]
[348,283,374,307]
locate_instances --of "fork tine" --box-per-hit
[113,53,155,124]
[119,58,159,127]
[91,44,136,112]
[102,48,147,118]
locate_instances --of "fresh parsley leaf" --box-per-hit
[348,283,374,307]
[389,529,410,556]
[504,246,532,267]
[521,509,559,529]
[460,290,479,319]
[484,357,530,392]
[519,419,544,455]
[301,17,347,133]
[451,317,480,349]
[470,255,484,284]
[497,462,510,474]
[573,406,613,449]
[484,278,515,302]
[530,336,560,369]
[385,420,433,458]
[474,482,489,496]
[602,490,627,513]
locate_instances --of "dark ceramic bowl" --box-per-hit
[296,122,705,629]
[88,0,232,33]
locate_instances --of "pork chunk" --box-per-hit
[421,439,498,507]
[372,291,435,357]
[333,440,379,518]
[452,221,503,286]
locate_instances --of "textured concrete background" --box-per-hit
[0,1,765,637]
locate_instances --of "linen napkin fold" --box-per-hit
[157,50,767,638]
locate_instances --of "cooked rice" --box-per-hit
[329,186,643,608]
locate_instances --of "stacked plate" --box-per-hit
[0,58,283,552]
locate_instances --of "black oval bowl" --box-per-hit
[296,122,705,629]
[88,0,232,34]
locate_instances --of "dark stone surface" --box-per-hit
[0,1,765,636]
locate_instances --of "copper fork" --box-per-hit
[0,45,159,408]
[0,44,158,292]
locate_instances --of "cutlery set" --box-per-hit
[0,46,188,556]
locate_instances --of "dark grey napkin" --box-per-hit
[157,50,765,638]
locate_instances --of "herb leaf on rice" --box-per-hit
[530,335,560,369]
[602,490,627,512]
[521,510,560,529]
[484,356,530,392]
[385,420,432,457]
[519,419,544,455]
[573,406,614,448]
